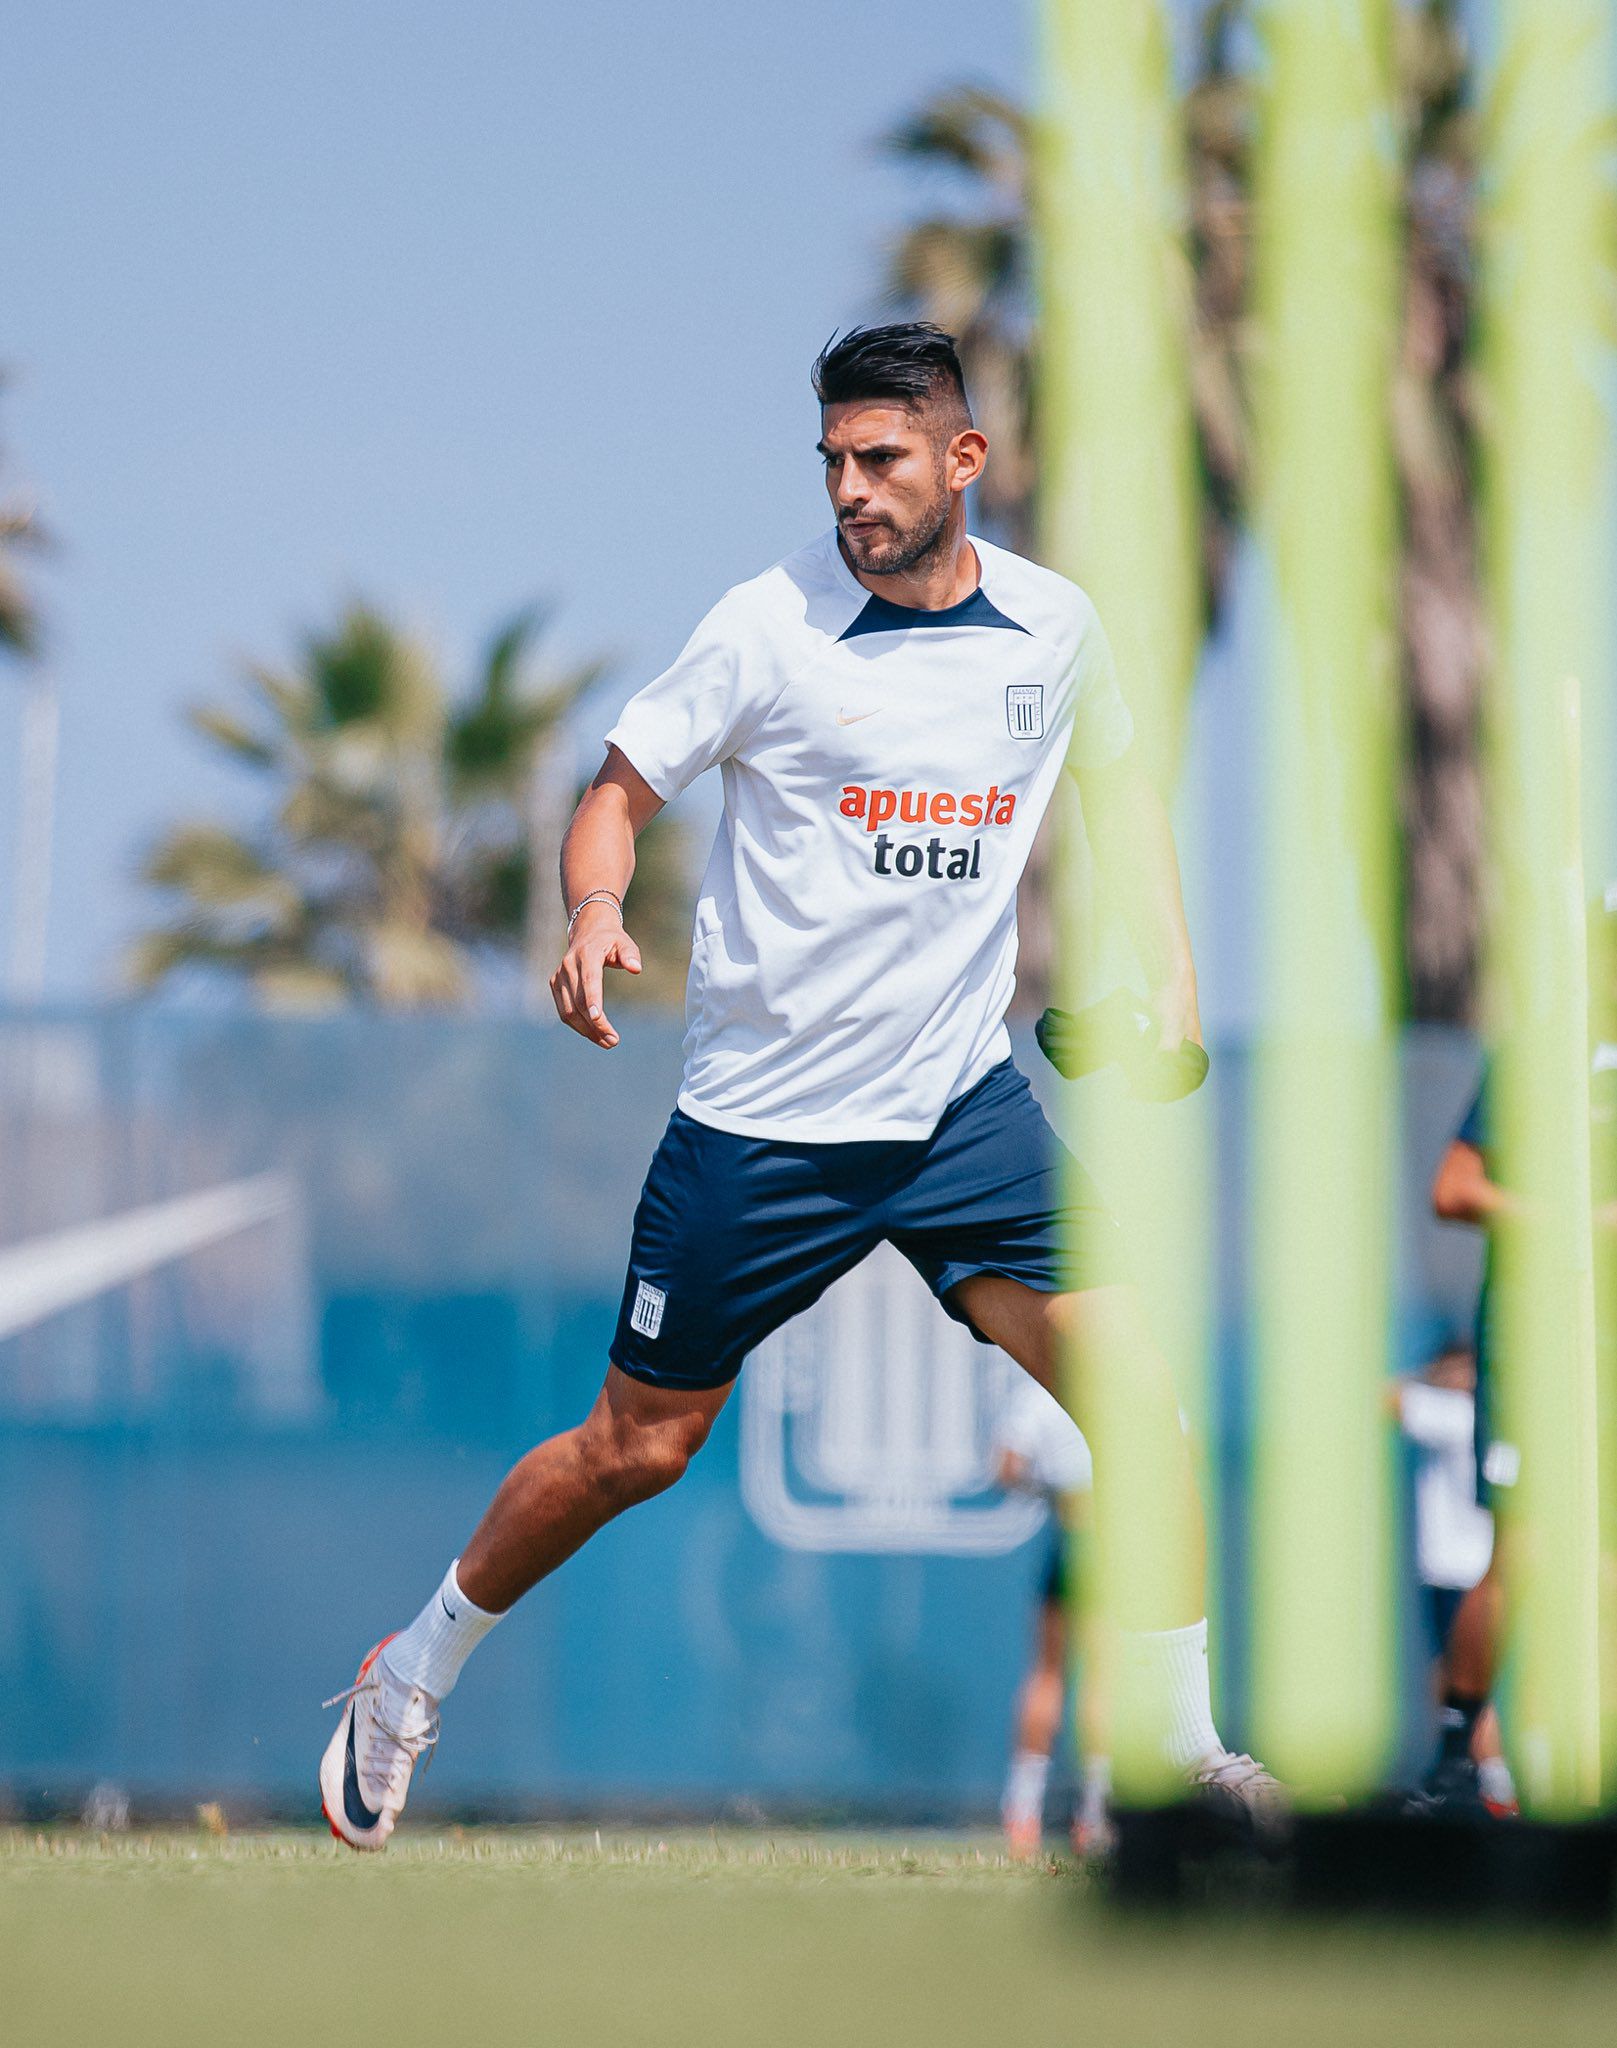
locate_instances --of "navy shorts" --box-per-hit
[1039,1520,1070,1608]
[1422,1584,1466,1662]
[609,1058,1125,1391]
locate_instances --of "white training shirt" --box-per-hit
[994,1373,1095,1501]
[1398,1382,1494,1591]
[605,529,1132,1141]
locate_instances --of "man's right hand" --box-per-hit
[550,902,643,1048]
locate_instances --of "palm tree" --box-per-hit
[2,381,58,1003]
[0,378,47,661]
[881,0,1481,1022]
[131,604,691,1009]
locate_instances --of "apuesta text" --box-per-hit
[838,782,1018,882]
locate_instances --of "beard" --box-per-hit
[839,478,954,578]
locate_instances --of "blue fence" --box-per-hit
[0,1008,1484,1819]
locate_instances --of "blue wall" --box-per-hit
[0,1010,1484,1817]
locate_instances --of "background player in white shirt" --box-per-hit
[320,324,1279,1849]
[992,1376,1110,1861]
[1393,1346,1515,1814]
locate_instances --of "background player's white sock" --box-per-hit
[1118,1619,1222,1772]
[1478,1755,1517,1809]
[1078,1754,1112,1831]
[1001,1748,1051,1829]
[380,1560,500,1701]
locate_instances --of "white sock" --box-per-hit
[1002,1748,1052,1827]
[380,1560,501,1701]
[1118,1619,1222,1773]
[1478,1755,1517,1807]
[1079,1754,1112,1829]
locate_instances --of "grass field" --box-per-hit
[4,1826,1617,2047]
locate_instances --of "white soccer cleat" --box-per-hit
[1189,1749,1289,1848]
[319,1635,440,1852]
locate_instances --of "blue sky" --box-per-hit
[2,0,1049,996]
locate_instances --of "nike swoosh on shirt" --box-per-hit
[836,709,879,726]
[343,1705,383,1831]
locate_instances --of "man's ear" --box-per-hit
[950,428,989,491]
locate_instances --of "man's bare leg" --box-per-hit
[320,1365,729,1848]
[1426,1541,1513,1806]
[1003,1597,1068,1858]
[382,1366,729,1698]
[457,1366,732,1612]
[1445,1545,1504,1700]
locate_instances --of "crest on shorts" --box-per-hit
[739,1244,1043,1555]
[630,1279,666,1340]
[1006,684,1044,740]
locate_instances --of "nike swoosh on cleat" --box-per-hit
[835,709,879,726]
[342,1705,383,1832]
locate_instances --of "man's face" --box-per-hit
[818,400,958,576]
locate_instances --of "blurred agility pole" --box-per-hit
[1247,0,1401,1803]
[1036,0,1212,1802]
[1480,0,1615,1814]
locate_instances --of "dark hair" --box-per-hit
[811,322,971,419]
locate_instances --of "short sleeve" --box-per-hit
[604,593,777,802]
[1456,1074,1488,1153]
[1399,1382,1475,1453]
[1067,602,1134,771]
[995,1379,1092,1492]
[993,1376,1045,1463]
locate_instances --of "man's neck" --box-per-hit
[840,518,980,612]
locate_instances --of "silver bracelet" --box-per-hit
[566,889,623,938]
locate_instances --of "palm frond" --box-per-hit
[364,921,469,1008]
[880,87,1026,199]
[304,605,446,746]
[251,961,352,1012]
[883,219,1023,331]
[188,704,281,770]
[447,612,603,799]
[141,824,298,911]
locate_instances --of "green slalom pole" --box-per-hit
[1479,0,1615,1816]
[1249,0,1401,1803]
[1037,0,1211,1803]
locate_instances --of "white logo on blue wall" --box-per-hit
[740,1243,1043,1555]
[1006,684,1043,740]
[630,1279,666,1340]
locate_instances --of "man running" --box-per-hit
[319,322,1279,1848]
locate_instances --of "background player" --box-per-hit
[1422,903,1617,1814]
[1420,1082,1520,1810]
[1392,1343,1515,1813]
[319,322,1279,1849]
[992,1374,1110,1860]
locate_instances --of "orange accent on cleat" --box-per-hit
[356,1633,398,1682]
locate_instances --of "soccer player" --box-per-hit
[1393,1344,1516,1814]
[319,322,1280,1849]
[992,1375,1110,1861]
[1418,1090,1520,1812]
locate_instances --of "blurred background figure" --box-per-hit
[1393,1344,1515,1815]
[992,1373,1106,1859]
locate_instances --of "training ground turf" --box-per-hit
[3,1827,1616,2046]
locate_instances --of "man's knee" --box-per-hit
[577,1382,716,1509]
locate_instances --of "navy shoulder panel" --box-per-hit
[837,586,1033,642]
